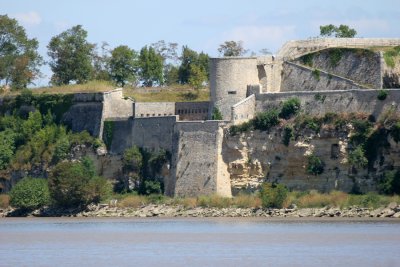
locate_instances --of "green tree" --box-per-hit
[178,46,209,85]
[306,154,325,175]
[138,46,163,87]
[47,25,95,85]
[218,40,248,57]
[259,182,288,208]
[9,177,50,210]
[92,41,111,81]
[49,159,111,207]
[279,98,301,119]
[0,129,16,170]
[0,15,42,90]
[109,45,138,86]
[320,24,357,38]
[211,107,223,120]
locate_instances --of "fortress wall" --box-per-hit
[293,49,382,88]
[72,92,104,102]
[102,89,133,119]
[281,62,363,92]
[210,57,259,120]
[175,101,210,121]
[170,121,231,197]
[62,102,103,137]
[133,102,175,118]
[255,89,400,118]
[231,94,255,125]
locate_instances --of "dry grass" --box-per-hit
[231,194,262,208]
[124,87,210,102]
[0,194,10,208]
[117,195,149,208]
[32,80,115,95]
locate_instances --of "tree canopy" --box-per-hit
[0,15,42,90]
[320,24,357,38]
[139,46,163,87]
[47,25,95,85]
[218,40,248,57]
[109,45,139,86]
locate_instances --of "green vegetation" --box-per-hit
[260,183,288,208]
[211,107,223,120]
[314,93,326,103]
[312,68,320,81]
[48,25,94,85]
[348,146,368,168]
[379,170,400,195]
[218,40,248,57]
[390,121,400,143]
[383,46,400,68]
[102,121,114,150]
[123,86,210,102]
[109,45,139,86]
[9,177,50,210]
[0,15,43,90]
[279,97,301,119]
[49,158,112,208]
[377,89,388,101]
[139,46,164,87]
[282,125,293,146]
[301,53,314,67]
[319,24,357,38]
[178,46,209,88]
[254,109,280,130]
[306,154,325,175]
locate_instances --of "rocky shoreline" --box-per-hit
[1,202,400,218]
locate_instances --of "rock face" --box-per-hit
[383,57,400,88]
[222,125,400,195]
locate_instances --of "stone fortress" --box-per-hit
[63,38,400,198]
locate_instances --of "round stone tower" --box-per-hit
[209,57,259,121]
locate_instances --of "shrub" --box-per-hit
[102,120,114,150]
[229,121,253,136]
[279,98,301,119]
[312,69,321,81]
[197,194,232,208]
[390,122,400,143]
[306,154,325,175]
[49,159,111,208]
[0,129,16,170]
[118,194,148,208]
[301,53,314,67]
[259,182,288,208]
[143,180,162,195]
[9,177,50,210]
[377,89,388,101]
[211,107,223,120]
[253,109,279,131]
[122,146,143,172]
[282,125,293,146]
[379,170,400,195]
[348,146,368,168]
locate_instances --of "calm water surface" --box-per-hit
[0,217,399,267]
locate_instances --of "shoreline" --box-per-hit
[1,202,400,219]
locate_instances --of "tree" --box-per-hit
[49,159,111,207]
[0,129,16,170]
[92,41,111,81]
[109,45,138,86]
[47,25,95,85]
[9,177,50,210]
[138,46,163,87]
[320,24,357,38]
[178,46,209,86]
[218,40,248,57]
[259,182,288,208]
[0,15,42,90]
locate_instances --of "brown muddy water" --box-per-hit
[0,217,399,266]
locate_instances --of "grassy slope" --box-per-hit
[1,81,210,102]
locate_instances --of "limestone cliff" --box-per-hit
[222,123,400,195]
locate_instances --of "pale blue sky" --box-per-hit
[2,0,400,86]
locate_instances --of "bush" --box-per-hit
[0,129,16,170]
[348,146,368,168]
[253,109,279,131]
[279,98,301,119]
[377,89,388,101]
[49,159,111,208]
[211,107,223,120]
[143,180,162,195]
[282,125,293,146]
[122,146,143,172]
[390,122,400,143]
[229,121,253,136]
[379,170,400,195]
[259,182,288,208]
[306,154,325,175]
[9,177,50,210]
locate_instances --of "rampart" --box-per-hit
[169,121,231,197]
[255,89,400,118]
[231,94,255,125]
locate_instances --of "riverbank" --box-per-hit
[1,202,400,218]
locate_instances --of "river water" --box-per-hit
[0,218,399,267]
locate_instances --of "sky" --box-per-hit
[2,0,400,86]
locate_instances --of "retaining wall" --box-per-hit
[231,94,255,125]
